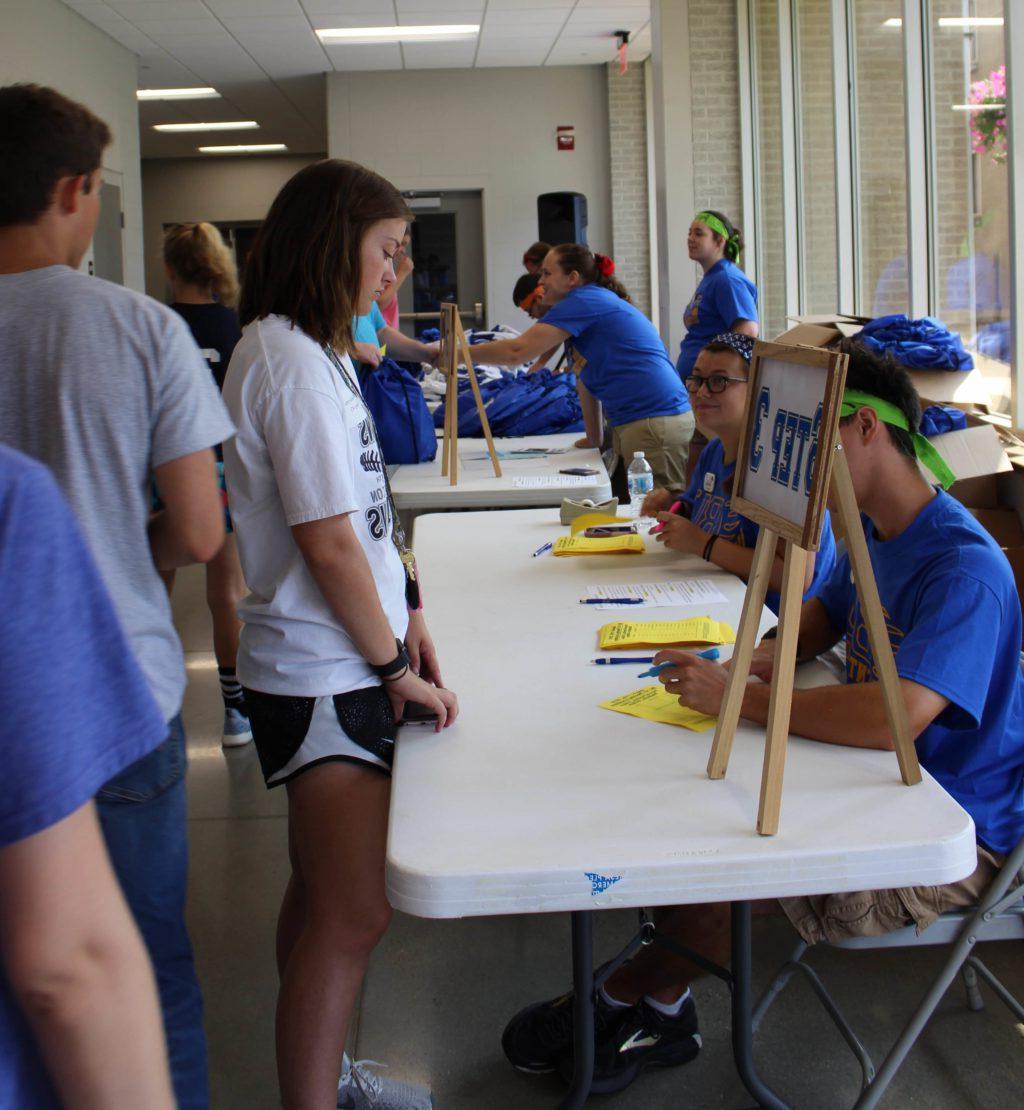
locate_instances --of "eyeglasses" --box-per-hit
[683,373,747,395]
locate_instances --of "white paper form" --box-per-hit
[511,475,593,488]
[581,580,728,608]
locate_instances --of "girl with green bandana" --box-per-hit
[676,210,759,381]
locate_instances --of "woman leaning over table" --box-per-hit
[644,332,835,613]
[222,159,457,1109]
[470,244,695,490]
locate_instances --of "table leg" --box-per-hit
[731,901,790,1110]
[556,910,595,1110]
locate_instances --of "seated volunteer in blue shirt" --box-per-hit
[352,298,439,375]
[676,210,759,380]
[644,333,835,613]
[500,340,1024,1097]
[0,446,174,1109]
[470,244,695,489]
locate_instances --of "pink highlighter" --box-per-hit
[649,499,683,535]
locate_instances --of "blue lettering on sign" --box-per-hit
[750,395,823,497]
[751,387,770,472]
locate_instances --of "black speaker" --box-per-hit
[537,192,588,247]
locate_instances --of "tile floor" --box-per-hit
[174,565,1024,1109]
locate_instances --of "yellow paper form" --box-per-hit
[553,534,645,557]
[600,685,717,733]
[569,511,628,535]
[598,617,736,649]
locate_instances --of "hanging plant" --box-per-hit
[968,64,1007,165]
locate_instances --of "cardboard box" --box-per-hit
[961,471,1024,649]
[773,315,994,406]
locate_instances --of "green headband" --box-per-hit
[695,212,741,261]
[840,389,956,490]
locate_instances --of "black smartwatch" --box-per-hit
[372,638,410,680]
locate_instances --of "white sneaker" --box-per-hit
[221,706,252,747]
[337,1055,433,1109]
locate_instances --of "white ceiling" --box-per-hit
[61,0,652,158]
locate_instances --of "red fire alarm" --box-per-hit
[557,125,575,152]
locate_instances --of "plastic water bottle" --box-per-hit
[626,451,654,517]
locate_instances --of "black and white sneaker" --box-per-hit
[558,995,702,1094]
[501,986,638,1075]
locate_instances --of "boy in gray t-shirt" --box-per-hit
[0,83,234,1109]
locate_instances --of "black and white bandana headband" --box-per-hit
[707,332,755,363]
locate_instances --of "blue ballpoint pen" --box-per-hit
[532,541,553,557]
[637,647,720,678]
[579,597,645,605]
[591,657,656,665]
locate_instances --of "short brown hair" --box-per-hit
[523,241,552,269]
[239,159,412,353]
[0,84,111,228]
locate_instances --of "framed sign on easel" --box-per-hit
[705,340,922,835]
[438,303,502,486]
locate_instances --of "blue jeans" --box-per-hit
[97,715,208,1110]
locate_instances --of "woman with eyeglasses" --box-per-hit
[644,333,836,612]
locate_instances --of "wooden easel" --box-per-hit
[705,343,921,835]
[439,302,502,486]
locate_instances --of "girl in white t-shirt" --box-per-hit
[222,159,458,1108]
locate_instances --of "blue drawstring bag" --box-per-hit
[361,358,437,464]
[919,405,968,438]
[858,314,974,371]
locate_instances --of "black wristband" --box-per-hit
[702,533,718,562]
[760,626,779,641]
[372,638,410,679]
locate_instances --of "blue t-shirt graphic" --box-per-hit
[816,491,1024,855]
[676,259,758,378]
[542,284,690,427]
[679,438,836,614]
[0,446,167,1109]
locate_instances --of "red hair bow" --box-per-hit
[595,253,615,277]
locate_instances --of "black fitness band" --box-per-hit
[373,638,411,680]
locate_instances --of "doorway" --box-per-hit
[401,190,485,336]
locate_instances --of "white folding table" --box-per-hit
[387,432,612,514]
[387,508,976,1108]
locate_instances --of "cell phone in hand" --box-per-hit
[583,523,637,538]
[400,700,439,725]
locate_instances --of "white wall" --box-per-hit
[141,154,320,298]
[0,0,144,291]
[326,66,611,324]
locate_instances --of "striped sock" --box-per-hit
[218,667,245,712]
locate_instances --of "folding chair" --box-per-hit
[752,835,1024,1109]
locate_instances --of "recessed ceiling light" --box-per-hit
[198,143,287,154]
[316,24,479,45]
[137,87,220,100]
[154,121,259,133]
[938,17,1004,28]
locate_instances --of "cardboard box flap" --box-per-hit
[772,323,844,348]
[968,508,1024,548]
[924,423,1011,484]
[913,368,993,406]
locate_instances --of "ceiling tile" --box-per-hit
[400,41,479,68]
[321,43,405,71]
[206,0,305,14]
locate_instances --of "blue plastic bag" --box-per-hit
[361,358,437,464]
[919,405,968,438]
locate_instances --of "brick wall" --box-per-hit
[606,61,652,317]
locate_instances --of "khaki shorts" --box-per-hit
[779,844,1005,945]
[612,411,696,491]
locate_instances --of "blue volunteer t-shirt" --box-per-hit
[680,438,836,614]
[676,259,759,378]
[353,301,386,349]
[816,491,1024,855]
[542,284,690,427]
[0,447,167,1109]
